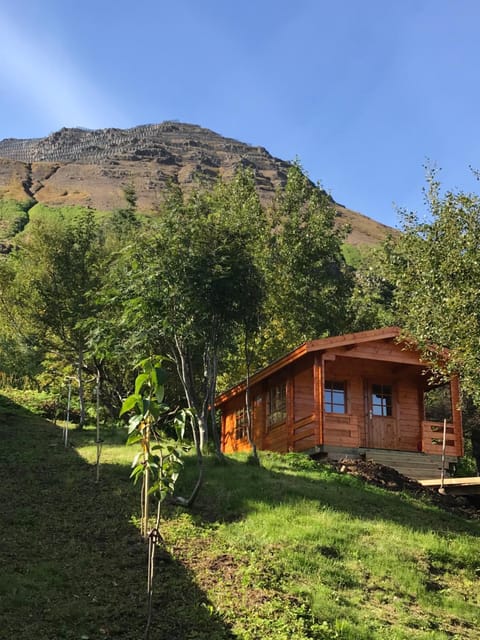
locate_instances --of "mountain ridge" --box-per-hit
[0,122,394,245]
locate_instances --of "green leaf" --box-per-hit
[134,372,151,396]
[131,451,143,468]
[136,356,153,371]
[155,367,168,385]
[120,394,141,416]
[129,463,144,483]
[126,431,143,446]
[156,384,165,403]
[127,414,142,434]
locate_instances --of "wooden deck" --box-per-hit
[419,477,480,495]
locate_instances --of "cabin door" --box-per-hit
[365,382,397,449]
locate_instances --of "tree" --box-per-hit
[348,244,397,331]
[109,182,140,238]
[118,170,266,455]
[259,163,354,363]
[388,169,480,404]
[3,210,106,426]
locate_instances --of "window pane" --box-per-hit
[324,380,346,413]
[267,382,286,428]
[331,404,344,414]
[235,407,248,439]
[371,384,392,417]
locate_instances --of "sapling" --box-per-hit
[120,356,190,638]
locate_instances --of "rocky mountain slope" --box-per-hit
[0,122,393,245]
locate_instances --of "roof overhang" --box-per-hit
[216,326,409,406]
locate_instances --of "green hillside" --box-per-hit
[1,395,478,640]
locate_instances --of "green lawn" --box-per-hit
[1,395,479,639]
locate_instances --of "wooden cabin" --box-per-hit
[216,327,463,478]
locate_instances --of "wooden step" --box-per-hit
[360,448,456,481]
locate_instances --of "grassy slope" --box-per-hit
[1,397,479,640]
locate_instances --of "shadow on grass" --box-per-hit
[0,397,235,640]
[175,452,480,538]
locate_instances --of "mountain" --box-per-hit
[0,122,394,245]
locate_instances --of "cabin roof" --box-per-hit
[216,326,416,405]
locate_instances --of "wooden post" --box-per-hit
[450,375,463,456]
[440,418,447,492]
[287,373,294,451]
[313,353,323,446]
[220,412,226,453]
[95,369,102,483]
[258,387,266,449]
[63,381,72,448]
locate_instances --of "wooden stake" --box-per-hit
[439,418,447,494]
[95,369,102,483]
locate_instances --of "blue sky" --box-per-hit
[0,0,479,227]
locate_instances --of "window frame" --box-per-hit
[324,380,347,414]
[266,381,287,429]
[234,406,249,440]
[371,383,393,417]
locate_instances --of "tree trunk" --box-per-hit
[172,335,206,452]
[245,330,260,465]
[77,347,86,429]
[207,350,225,461]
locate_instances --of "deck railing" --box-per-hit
[421,420,460,456]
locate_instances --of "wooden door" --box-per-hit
[366,382,397,449]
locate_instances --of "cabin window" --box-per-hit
[371,384,393,417]
[267,383,286,428]
[324,380,347,413]
[235,407,249,440]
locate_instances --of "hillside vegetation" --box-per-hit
[1,395,479,640]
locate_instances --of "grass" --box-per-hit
[1,394,479,639]
[0,198,31,238]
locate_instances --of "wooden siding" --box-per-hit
[292,416,316,452]
[221,395,248,454]
[324,415,360,447]
[263,423,289,453]
[323,358,364,448]
[292,355,317,452]
[323,357,424,451]
[293,356,314,422]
